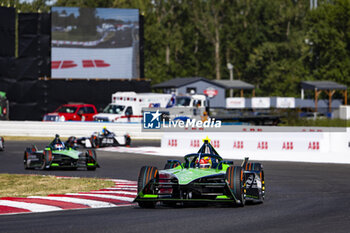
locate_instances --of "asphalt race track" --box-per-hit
[1,140,350,233]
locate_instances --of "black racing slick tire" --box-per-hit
[164,161,180,169]
[244,162,262,171]
[137,166,158,208]
[125,136,131,147]
[244,162,265,202]
[0,137,4,151]
[24,150,30,169]
[86,150,97,170]
[24,147,37,169]
[226,166,245,207]
[41,149,52,170]
[90,136,99,148]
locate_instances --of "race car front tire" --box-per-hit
[24,147,37,169]
[41,149,52,170]
[86,150,97,170]
[137,166,158,208]
[226,166,246,207]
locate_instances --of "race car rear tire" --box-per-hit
[164,161,180,169]
[86,150,97,170]
[244,162,262,171]
[137,166,158,208]
[90,136,99,148]
[244,162,265,202]
[0,137,4,151]
[24,151,30,169]
[125,136,131,146]
[226,166,245,207]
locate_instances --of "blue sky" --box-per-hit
[52,7,139,22]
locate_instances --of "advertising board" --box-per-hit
[226,97,245,109]
[51,7,140,79]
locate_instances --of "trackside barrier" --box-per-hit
[0,121,344,139]
[161,129,350,164]
[0,121,163,140]
[1,120,350,163]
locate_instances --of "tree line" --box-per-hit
[2,0,350,97]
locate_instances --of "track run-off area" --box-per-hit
[0,179,137,215]
[0,140,350,233]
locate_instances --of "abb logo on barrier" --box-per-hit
[302,129,323,132]
[190,140,200,148]
[233,141,244,149]
[168,139,178,147]
[282,142,294,150]
[308,141,320,150]
[257,141,268,150]
[52,60,110,69]
[243,128,262,132]
[212,140,220,148]
[185,128,204,131]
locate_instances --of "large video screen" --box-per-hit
[51,7,139,79]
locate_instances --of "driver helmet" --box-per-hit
[52,134,65,150]
[199,156,212,169]
[102,126,107,134]
[54,143,64,151]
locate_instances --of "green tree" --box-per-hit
[7,0,349,98]
[304,0,350,87]
[0,0,50,12]
[190,0,226,80]
[54,0,113,8]
[244,0,310,96]
[75,7,98,36]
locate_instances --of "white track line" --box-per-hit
[89,191,137,195]
[28,196,116,208]
[0,200,62,212]
[65,193,135,202]
[109,179,137,184]
[103,188,137,191]
[112,187,137,190]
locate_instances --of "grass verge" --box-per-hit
[2,136,70,141]
[280,118,349,127]
[0,174,115,198]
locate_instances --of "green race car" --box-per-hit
[134,137,265,208]
[24,134,99,170]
